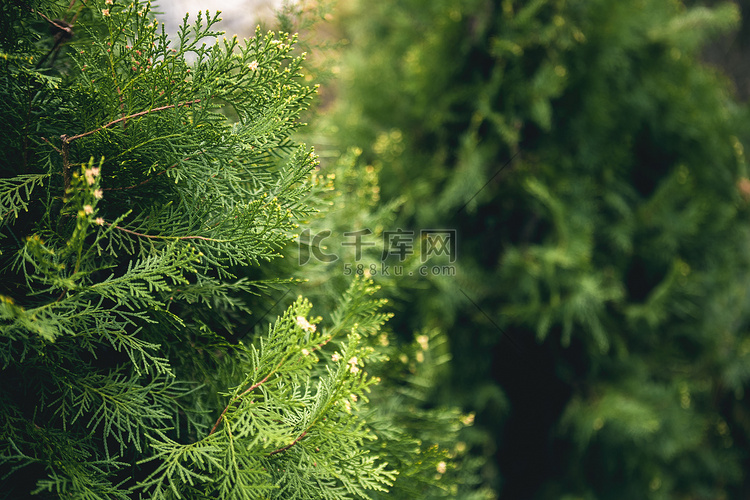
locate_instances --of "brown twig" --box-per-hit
[68,0,86,26]
[27,5,75,69]
[33,9,74,37]
[64,100,202,143]
[268,431,308,456]
[208,374,271,436]
[55,100,200,193]
[105,222,218,242]
[207,336,332,439]
[13,0,74,35]
[40,137,62,154]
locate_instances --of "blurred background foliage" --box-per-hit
[165,0,750,497]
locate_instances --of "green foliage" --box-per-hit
[0,1,472,498]
[320,0,750,498]
[281,150,492,499]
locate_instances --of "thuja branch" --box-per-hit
[54,99,201,192]
[106,223,219,242]
[207,360,284,438]
[103,164,177,192]
[62,99,203,143]
[268,431,308,456]
[207,373,271,436]
[40,136,62,155]
[208,336,333,437]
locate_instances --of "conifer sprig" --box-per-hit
[0,2,408,498]
[136,280,397,499]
